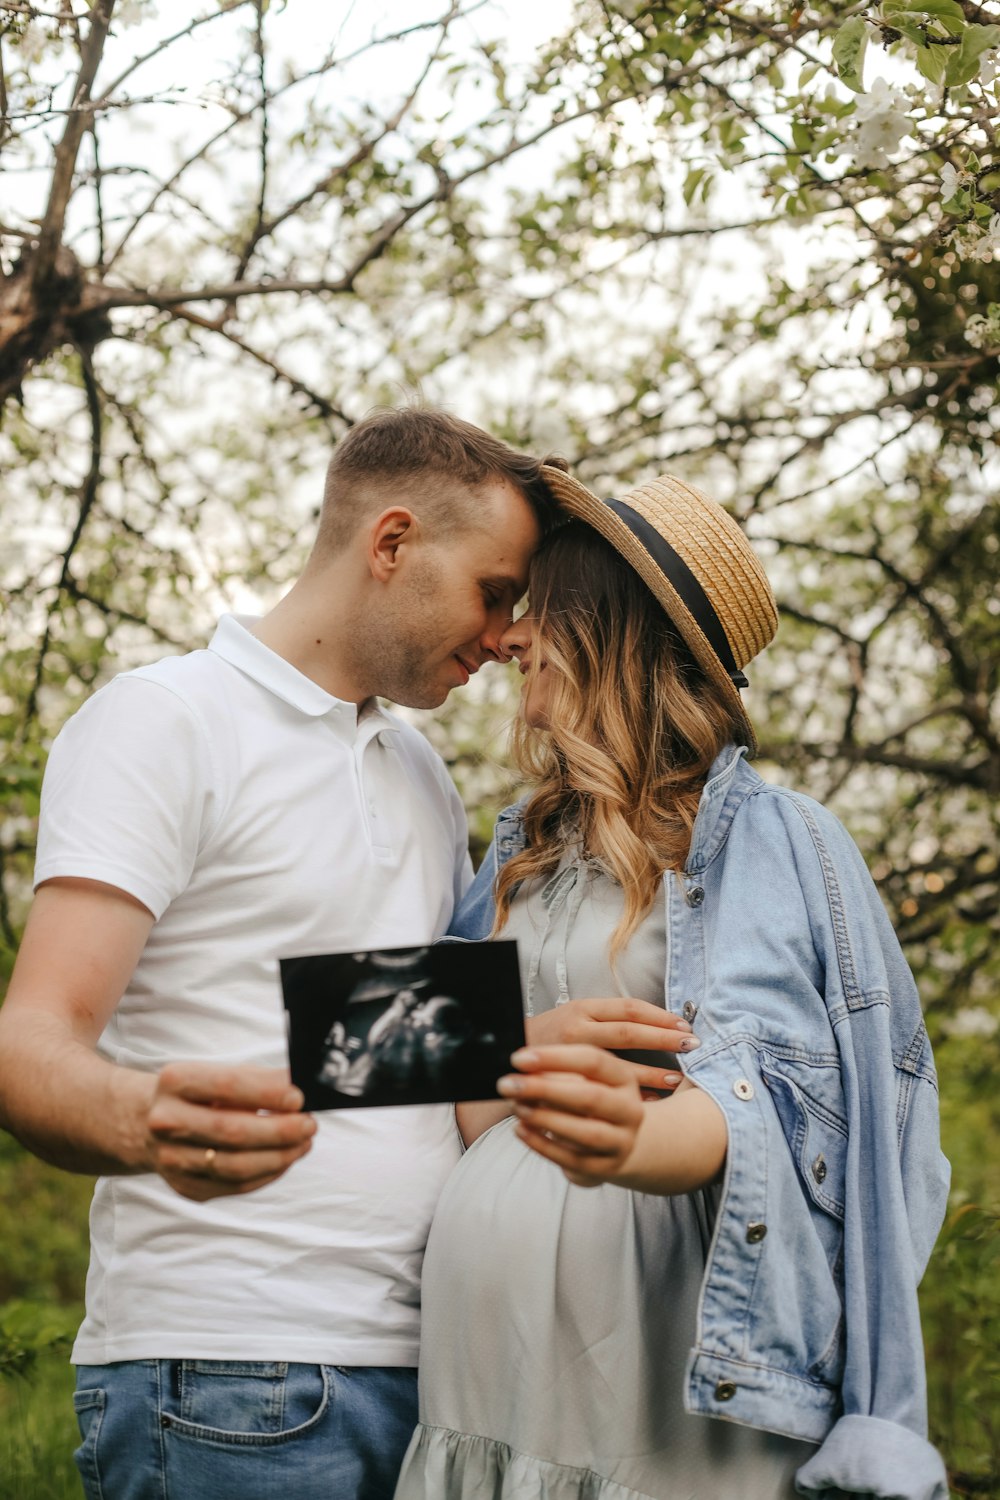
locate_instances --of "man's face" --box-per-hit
[361,478,542,709]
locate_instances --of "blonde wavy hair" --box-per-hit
[493,521,744,961]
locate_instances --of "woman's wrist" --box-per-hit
[608,1086,727,1196]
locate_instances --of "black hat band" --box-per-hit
[605,498,749,689]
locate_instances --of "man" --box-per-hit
[0,408,552,1499]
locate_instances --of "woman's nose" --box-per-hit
[499,616,534,659]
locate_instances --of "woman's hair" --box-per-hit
[493,521,744,961]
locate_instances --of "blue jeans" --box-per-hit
[73,1360,417,1500]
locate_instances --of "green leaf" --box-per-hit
[833,16,869,92]
[717,116,745,152]
[945,24,1000,87]
[916,42,950,84]
[791,121,813,153]
[885,0,965,28]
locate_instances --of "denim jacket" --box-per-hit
[451,744,950,1500]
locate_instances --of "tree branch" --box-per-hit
[32,0,115,291]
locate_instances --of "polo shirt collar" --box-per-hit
[208,614,400,736]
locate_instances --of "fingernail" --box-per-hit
[681,1036,701,1051]
[282,1087,304,1110]
[511,1048,538,1067]
[676,1020,693,1033]
[664,1071,683,1086]
[497,1075,523,1095]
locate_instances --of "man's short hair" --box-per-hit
[316,408,559,551]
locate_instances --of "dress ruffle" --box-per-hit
[395,1424,663,1500]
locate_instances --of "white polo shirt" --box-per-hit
[34,615,472,1365]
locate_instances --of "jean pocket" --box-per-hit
[72,1387,107,1500]
[165,1361,329,1446]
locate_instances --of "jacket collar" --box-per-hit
[684,743,758,873]
[494,743,759,873]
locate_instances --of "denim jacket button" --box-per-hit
[733,1079,755,1101]
[746,1222,768,1243]
[682,1001,698,1023]
[686,885,705,907]
[714,1379,737,1402]
[812,1154,827,1184]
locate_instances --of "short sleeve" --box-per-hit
[33,674,218,920]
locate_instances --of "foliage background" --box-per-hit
[1,0,998,1494]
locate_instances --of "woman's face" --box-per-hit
[499,614,555,729]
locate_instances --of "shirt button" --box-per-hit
[682,1001,698,1023]
[733,1079,755,1101]
[746,1222,768,1243]
[686,885,705,907]
[714,1380,737,1402]
[812,1154,827,1184]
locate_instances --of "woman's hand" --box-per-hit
[525,997,696,1095]
[498,1044,728,1195]
[498,1044,644,1187]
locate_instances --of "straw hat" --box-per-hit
[540,465,778,752]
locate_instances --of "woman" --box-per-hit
[395,469,950,1500]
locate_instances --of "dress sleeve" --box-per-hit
[33,674,218,921]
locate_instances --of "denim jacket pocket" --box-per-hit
[759,1056,848,1384]
[760,1057,847,1220]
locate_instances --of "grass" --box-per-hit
[0,1353,79,1500]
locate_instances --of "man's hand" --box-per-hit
[0,879,318,1196]
[525,997,697,1095]
[145,1064,317,1202]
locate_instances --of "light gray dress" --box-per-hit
[395,857,817,1500]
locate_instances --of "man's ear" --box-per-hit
[367,507,418,582]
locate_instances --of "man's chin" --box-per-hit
[380,682,451,711]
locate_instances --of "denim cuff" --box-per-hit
[795,1414,948,1500]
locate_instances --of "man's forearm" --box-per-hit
[0,1008,155,1175]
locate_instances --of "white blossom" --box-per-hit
[980,51,998,85]
[853,113,909,169]
[847,78,910,169]
[18,22,48,66]
[116,0,156,26]
[964,299,1000,347]
[941,163,972,200]
[970,213,1000,262]
[853,77,909,123]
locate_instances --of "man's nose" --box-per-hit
[480,615,514,663]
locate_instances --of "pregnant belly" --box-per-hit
[416,1117,717,1456]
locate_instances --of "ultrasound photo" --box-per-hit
[280,941,525,1110]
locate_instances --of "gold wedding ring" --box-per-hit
[203,1147,217,1172]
